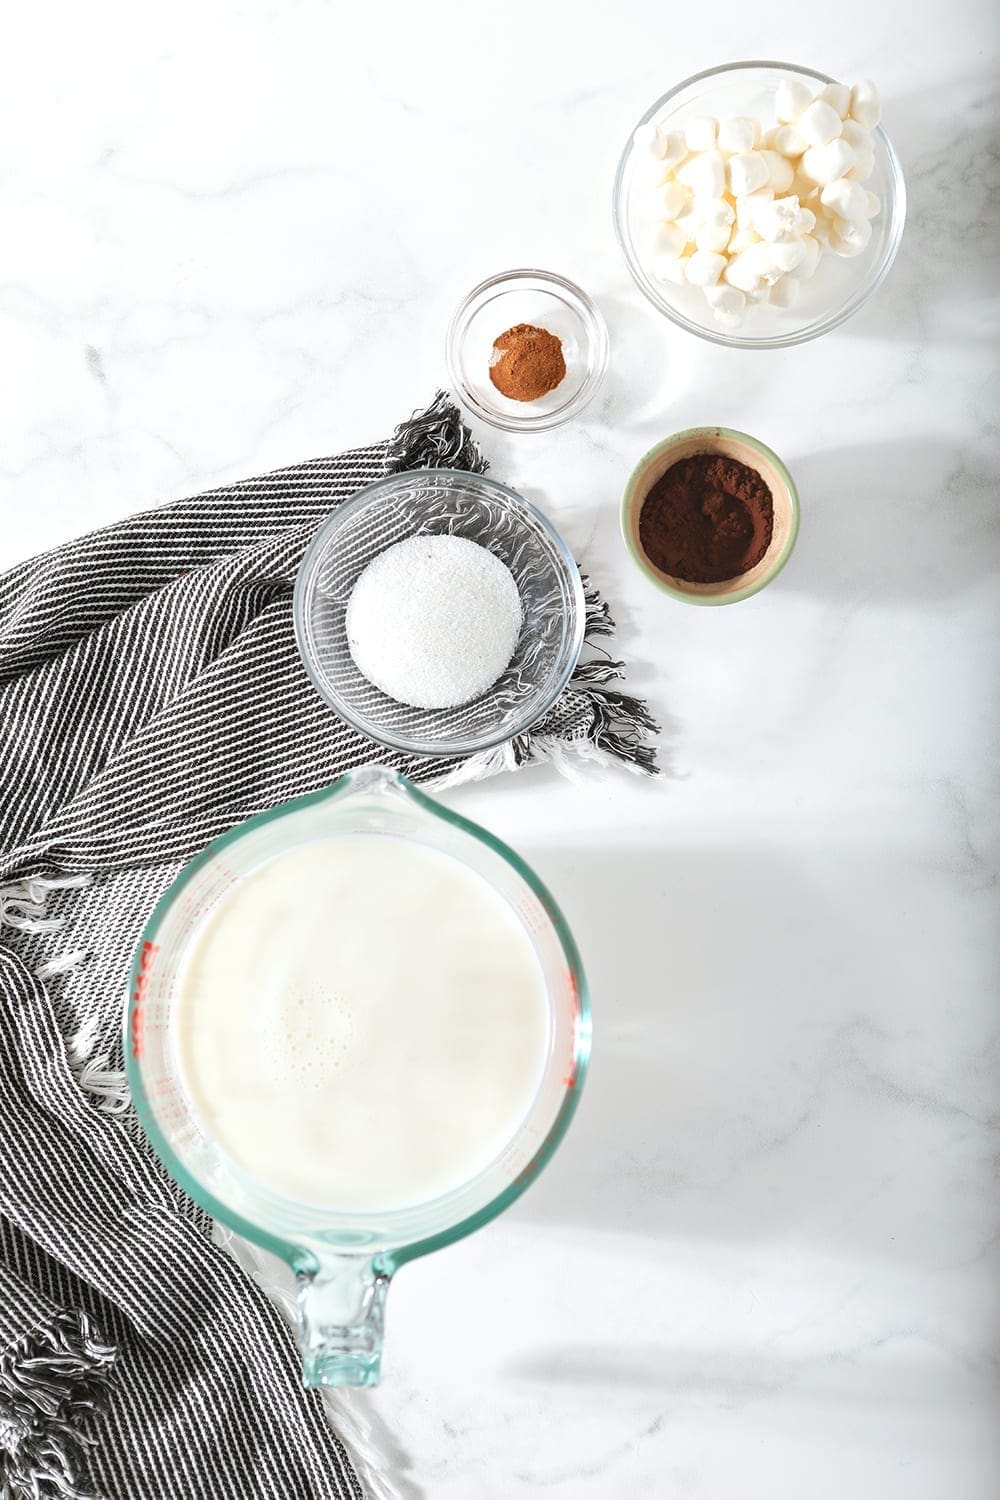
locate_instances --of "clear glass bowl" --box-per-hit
[445,269,609,431]
[612,61,907,349]
[293,469,585,757]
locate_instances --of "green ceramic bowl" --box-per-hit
[621,427,800,605]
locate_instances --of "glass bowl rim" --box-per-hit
[612,59,907,350]
[292,467,587,756]
[445,267,610,431]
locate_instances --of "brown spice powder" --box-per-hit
[489,323,566,402]
[639,453,774,584]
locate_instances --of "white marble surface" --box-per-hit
[3,2,999,1496]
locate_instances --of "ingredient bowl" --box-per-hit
[294,469,585,756]
[446,269,609,431]
[621,427,799,603]
[612,61,906,348]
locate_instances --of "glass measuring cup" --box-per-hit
[125,766,589,1387]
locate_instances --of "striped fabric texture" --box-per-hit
[0,395,656,1499]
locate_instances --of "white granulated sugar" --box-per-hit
[346,533,523,710]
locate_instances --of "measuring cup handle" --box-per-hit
[296,1254,391,1388]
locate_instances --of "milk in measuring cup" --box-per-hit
[173,835,550,1210]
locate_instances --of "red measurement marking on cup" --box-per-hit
[561,967,580,1087]
[129,940,159,1059]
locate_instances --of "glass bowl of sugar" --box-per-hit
[613,60,906,348]
[294,469,585,758]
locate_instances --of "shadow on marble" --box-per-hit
[838,83,1000,344]
[501,1339,984,1404]
[509,843,996,1264]
[589,290,686,430]
[788,439,1000,598]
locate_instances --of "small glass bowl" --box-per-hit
[293,469,585,757]
[621,427,800,604]
[613,61,906,349]
[446,269,609,432]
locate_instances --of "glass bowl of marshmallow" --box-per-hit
[612,61,906,348]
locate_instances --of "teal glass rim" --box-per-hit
[620,426,801,605]
[123,768,591,1275]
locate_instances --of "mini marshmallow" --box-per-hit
[724,242,781,293]
[728,150,770,196]
[640,181,690,221]
[768,275,801,308]
[696,221,733,253]
[754,246,788,286]
[735,188,773,229]
[685,116,718,152]
[685,249,727,286]
[694,196,736,229]
[704,283,747,326]
[829,216,872,256]
[717,116,757,153]
[635,154,675,187]
[633,122,667,157]
[768,238,807,273]
[799,138,856,185]
[849,80,881,130]
[723,252,764,293]
[771,125,806,157]
[776,79,813,123]
[810,212,831,245]
[846,152,876,183]
[704,284,746,315]
[651,254,691,286]
[818,82,852,119]
[634,130,687,184]
[661,130,689,169]
[728,226,762,253]
[787,233,821,279]
[797,99,844,148]
[792,167,819,200]
[839,119,873,154]
[752,194,812,241]
[677,150,726,198]
[674,207,701,239]
[845,124,875,183]
[760,149,795,193]
[863,190,881,219]
[820,178,869,223]
[646,222,690,258]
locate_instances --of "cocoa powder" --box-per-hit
[489,323,566,402]
[639,453,774,584]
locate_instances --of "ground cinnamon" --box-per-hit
[489,323,566,402]
[639,453,774,584]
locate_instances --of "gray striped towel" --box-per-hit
[0,394,656,1500]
